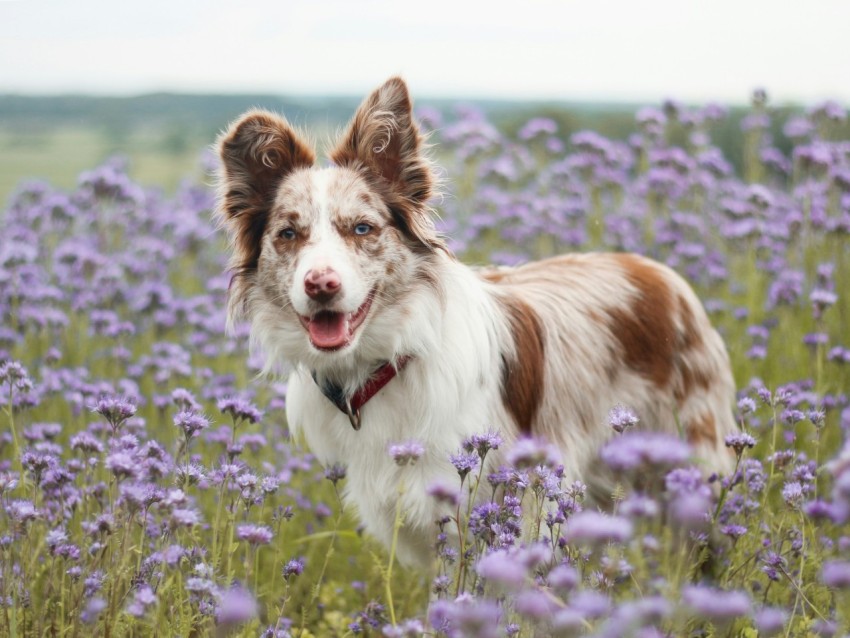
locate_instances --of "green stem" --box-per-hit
[712,455,742,523]
[224,504,236,583]
[5,388,25,497]
[305,497,346,628]
[210,471,228,571]
[764,402,780,510]
[135,511,146,577]
[453,477,467,597]
[386,483,405,627]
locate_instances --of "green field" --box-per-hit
[0,125,208,204]
[0,91,790,207]
[2,91,850,636]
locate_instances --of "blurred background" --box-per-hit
[2,0,849,202]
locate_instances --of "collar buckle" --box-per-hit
[311,355,412,431]
[344,398,362,431]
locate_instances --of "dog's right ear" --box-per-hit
[216,110,315,273]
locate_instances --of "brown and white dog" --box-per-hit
[215,77,737,566]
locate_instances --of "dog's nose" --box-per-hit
[304,268,342,302]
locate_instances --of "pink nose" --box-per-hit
[304,268,342,302]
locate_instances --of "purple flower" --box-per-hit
[681,585,751,621]
[428,597,502,638]
[126,585,157,617]
[803,499,837,520]
[70,431,104,454]
[552,608,585,633]
[782,481,804,508]
[514,589,558,619]
[505,437,560,469]
[120,482,162,512]
[670,492,712,529]
[236,524,273,545]
[720,524,748,540]
[0,473,19,494]
[724,432,756,455]
[324,463,347,484]
[388,440,425,466]
[83,571,104,597]
[45,527,68,549]
[463,431,503,459]
[92,396,137,431]
[518,117,557,141]
[808,409,825,427]
[0,360,33,391]
[810,289,838,318]
[105,451,137,480]
[283,557,305,580]
[169,508,201,528]
[784,116,813,138]
[216,586,258,626]
[171,387,201,411]
[620,493,659,519]
[476,549,527,589]
[569,590,610,618]
[608,404,640,433]
[174,410,210,439]
[822,560,850,588]
[761,551,786,582]
[185,577,216,595]
[450,451,480,479]
[6,499,39,523]
[21,450,57,482]
[217,397,262,424]
[754,607,787,636]
[238,432,267,453]
[547,563,579,591]
[175,462,206,486]
[600,432,691,472]
[81,597,107,624]
[564,511,633,544]
[381,619,426,638]
[24,422,62,442]
[782,409,806,426]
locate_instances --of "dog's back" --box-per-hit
[482,251,737,484]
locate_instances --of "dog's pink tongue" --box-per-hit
[308,311,349,349]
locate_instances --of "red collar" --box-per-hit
[312,356,412,430]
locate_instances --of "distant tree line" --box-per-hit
[1,92,843,175]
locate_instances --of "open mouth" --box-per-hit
[298,291,375,351]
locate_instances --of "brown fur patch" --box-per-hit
[673,295,712,403]
[677,295,703,351]
[478,268,510,284]
[497,295,546,434]
[607,254,676,388]
[687,412,717,447]
[675,362,713,403]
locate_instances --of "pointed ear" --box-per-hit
[330,77,443,250]
[216,110,315,273]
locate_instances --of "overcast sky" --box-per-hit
[1,0,848,105]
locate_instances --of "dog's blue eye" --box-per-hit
[280,228,297,241]
[354,223,372,236]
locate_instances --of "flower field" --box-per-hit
[1,94,850,637]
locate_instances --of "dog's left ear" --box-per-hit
[330,77,443,251]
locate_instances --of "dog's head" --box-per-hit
[216,77,445,370]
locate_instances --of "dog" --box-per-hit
[215,77,737,567]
